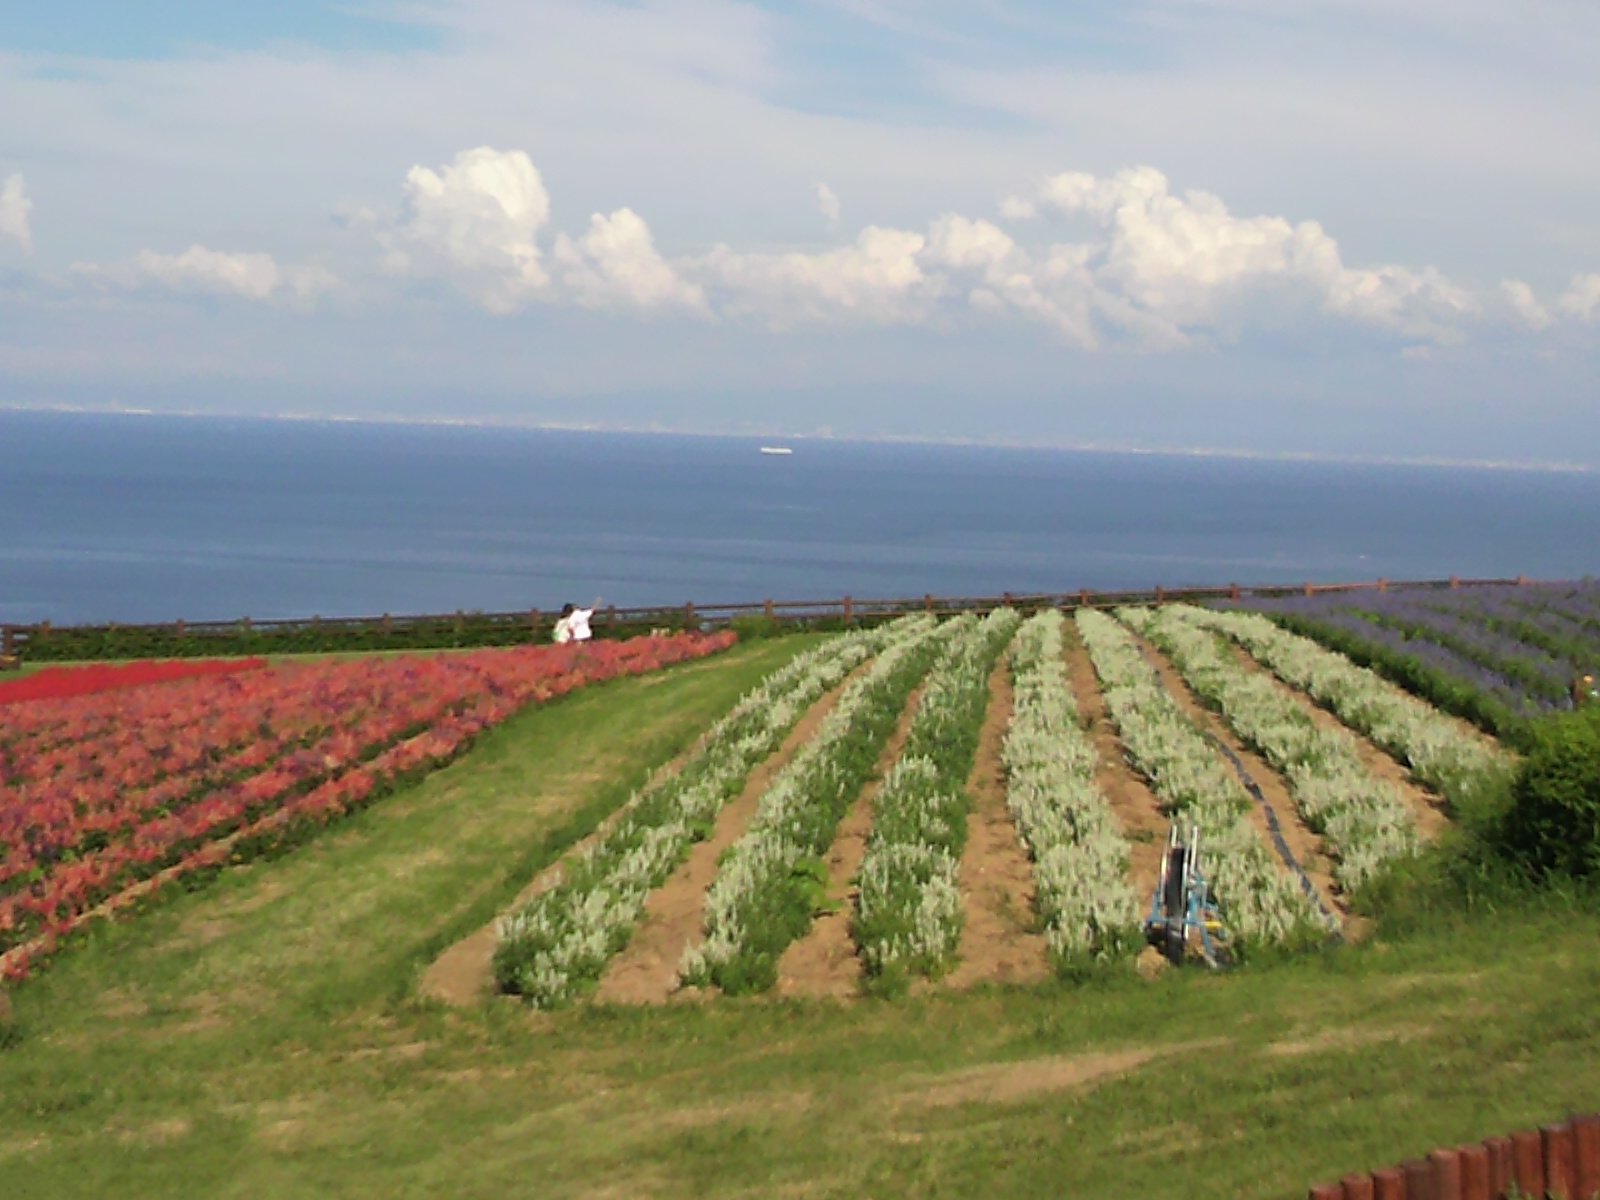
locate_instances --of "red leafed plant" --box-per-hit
[0,630,735,980]
[0,657,269,707]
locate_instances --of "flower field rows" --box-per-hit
[492,623,894,1006]
[0,657,268,707]
[681,614,951,995]
[1183,606,1512,816]
[1123,606,1416,893]
[1074,609,1328,948]
[0,632,734,979]
[1231,581,1600,723]
[1002,611,1139,966]
[852,608,1020,989]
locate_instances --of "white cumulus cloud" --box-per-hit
[1,174,33,252]
[381,146,552,313]
[698,226,933,327]
[73,245,337,300]
[553,207,708,315]
[379,147,701,317]
[1002,166,1477,345]
[1501,279,1553,330]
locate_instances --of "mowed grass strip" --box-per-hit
[3,633,1600,1199]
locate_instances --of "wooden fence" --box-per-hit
[1307,1110,1600,1199]
[0,574,1538,666]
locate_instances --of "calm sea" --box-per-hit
[2,410,1597,625]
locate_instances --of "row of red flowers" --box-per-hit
[0,631,735,979]
[0,657,268,707]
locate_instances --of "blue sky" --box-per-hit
[1,1,1597,463]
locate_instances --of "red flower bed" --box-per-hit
[0,657,268,707]
[0,631,735,979]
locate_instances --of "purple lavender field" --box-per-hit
[1228,581,1600,718]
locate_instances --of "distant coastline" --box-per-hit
[0,403,1589,476]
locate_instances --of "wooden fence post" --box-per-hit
[529,608,540,637]
[1230,582,1240,601]
[684,601,695,629]
[454,610,465,635]
[1573,1114,1600,1200]
[1341,1172,1375,1200]
[1511,1129,1544,1197]
[1401,1160,1431,1199]
[924,593,933,614]
[1429,1146,1463,1200]
[1155,584,1165,603]
[1544,1123,1575,1199]
[380,613,392,635]
[1517,575,1528,586]
[843,595,853,624]
[1304,581,1314,597]
[1458,1143,1490,1200]
[1450,575,1460,588]
[174,619,185,639]
[1484,1136,1513,1197]
[606,604,617,632]
[1371,1166,1405,1200]
[764,598,774,619]
[1377,578,1387,593]
[1080,588,1090,608]
[1003,591,1013,609]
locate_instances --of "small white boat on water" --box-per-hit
[759,446,793,456]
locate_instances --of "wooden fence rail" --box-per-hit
[0,574,1540,666]
[1307,1110,1600,1199]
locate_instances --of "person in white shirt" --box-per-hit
[553,598,600,644]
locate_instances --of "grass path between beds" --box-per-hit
[2,632,1598,1200]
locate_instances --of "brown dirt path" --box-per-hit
[593,667,867,1005]
[945,658,1051,989]
[419,735,709,1007]
[1129,630,1351,925]
[773,685,925,999]
[1223,642,1452,842]
[1062,627,1166,906]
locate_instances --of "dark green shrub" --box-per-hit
[728,614,782,641]
[1501,707,1600,878]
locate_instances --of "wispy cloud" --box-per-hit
[0,175,32,252]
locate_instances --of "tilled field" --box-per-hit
[458,605,1501,1007]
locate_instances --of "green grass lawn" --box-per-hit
[2,634,1597,1199]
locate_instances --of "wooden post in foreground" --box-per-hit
[842,595,854,624]
[1304,581,1314,597]
[924,593,933,614]
[763,598,774,619]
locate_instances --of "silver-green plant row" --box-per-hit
[852,608,1021,991]
[1001,610,1140,970]
[1179,605,1513,816]
[1122,605,1416,894]
[680,615,955,995]
[1073,608,1328,948]
[493,619,906,1006]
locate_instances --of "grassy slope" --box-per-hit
[3,635,1598,1199]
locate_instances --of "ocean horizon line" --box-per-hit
[0,402,1590,476]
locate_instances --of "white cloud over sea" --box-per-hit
[313,148,1585,354]
[1,0,1598,462]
